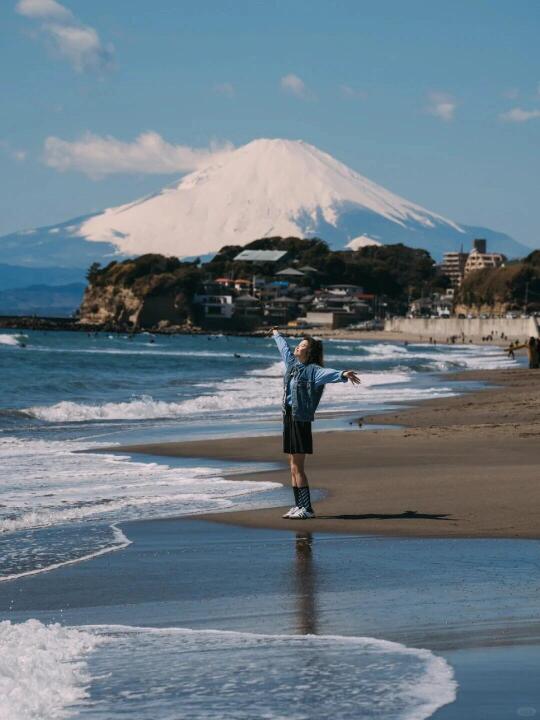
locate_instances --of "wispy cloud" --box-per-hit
[15,0,114,72]
[214,82,235,98]
[500,107,540,123]
[43,131,234,178]
[339,84,367,100]
[426,92,456,122]
[280,73,309,99]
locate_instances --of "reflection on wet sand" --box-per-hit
[294,532,317,634]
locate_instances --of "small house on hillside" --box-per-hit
[215,277,252,292]
[193,293,234,320]
[234,294,262,319]
[264,295,299,324]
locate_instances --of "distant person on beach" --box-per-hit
[506,337,539,368]
[271,328,360,519]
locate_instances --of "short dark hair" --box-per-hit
[303,335,324,366]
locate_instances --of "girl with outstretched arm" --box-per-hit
[271,329,360,519]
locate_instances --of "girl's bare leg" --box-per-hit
[291,453,307,487]
[289,454,297,486]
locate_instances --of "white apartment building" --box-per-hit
[464,247,506,274]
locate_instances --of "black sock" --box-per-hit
[293,486,300,506]
[298,486,313,512]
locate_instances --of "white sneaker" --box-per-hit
[290,507,315,519]
[282,506,300,518]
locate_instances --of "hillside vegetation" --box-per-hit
[210,237,448,300]
[79,238,450,329]
[456,250,540,313]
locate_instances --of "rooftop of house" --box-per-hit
[275,267,306,277]
[234,250,288,263]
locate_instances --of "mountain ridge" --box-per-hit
[0,138,531,266]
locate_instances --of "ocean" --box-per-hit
[0,329,518,719]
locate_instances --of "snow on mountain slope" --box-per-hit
[79,138,464,257]
[0,138,530,266]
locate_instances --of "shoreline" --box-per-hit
[1,320,528,349]
[115,366,540,539]
[4,516,540,719]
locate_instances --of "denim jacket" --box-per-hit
[273,333,348,421]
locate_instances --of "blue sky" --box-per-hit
[1,0,539,249]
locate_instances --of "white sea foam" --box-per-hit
[0,436,278,533]
[22,365,414,423]
[21,342,514,424]
[28,345,276,360]
[0,619,102,720]
[0,436,279,579]
[0,333,22,347]
[328,341,515,367]
[23,373,453,423]
[74,625,457,719]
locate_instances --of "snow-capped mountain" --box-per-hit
[0,138,529,282]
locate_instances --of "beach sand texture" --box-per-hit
[117,367,540,539]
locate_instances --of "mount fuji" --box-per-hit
[0,138,529,286]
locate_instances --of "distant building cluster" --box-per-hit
[441,238,506,288]
[193,249,375,330]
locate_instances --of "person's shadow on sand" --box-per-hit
[318,510,451,521]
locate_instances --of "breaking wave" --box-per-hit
[0,435,280,580]
[1,621,457,720]
[0,333,24,347]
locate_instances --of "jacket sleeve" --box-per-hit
[312,366,348,386]
[273,332,295,367]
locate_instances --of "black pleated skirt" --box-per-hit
[282,406,313,454]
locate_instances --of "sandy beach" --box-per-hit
[3,332,540,718]
[116,366,540,539]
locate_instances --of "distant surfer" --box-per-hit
[271,329,360,519]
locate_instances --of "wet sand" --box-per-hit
[3,518,540,718]
[116,367,540,539]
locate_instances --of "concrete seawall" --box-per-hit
[384,317,539,340]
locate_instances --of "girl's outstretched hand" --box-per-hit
[267,327,279,336]
[343,370,361,385]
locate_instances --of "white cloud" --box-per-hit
[16,0,71,20]
[214,82,235,98]
[15,0,113,72]
[339,84,367,100]
[500,107,540,123]
[426,92,456,122]
[43,131,234,178]
[281,73,308,98]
